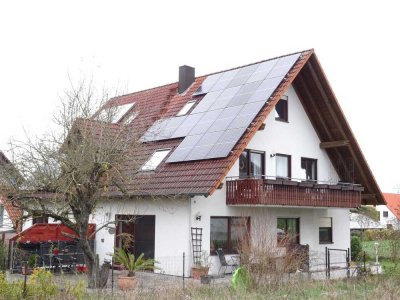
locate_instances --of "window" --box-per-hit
[239,149,265,178]
[319,217,333,244]
[141,149,171,171]
[276,154,291,179]
[96,103,135,123]
[210,217,249,254]
[277,218,299,244]
[301,158,317,181]
[275,96,288,122]
[383,211,388,218]
[176,100,196,116]
[123,111,139,125]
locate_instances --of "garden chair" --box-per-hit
[216,248,240,276]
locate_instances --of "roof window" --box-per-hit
[96,103,135,123]
[176,100,196,116]
[141,149,171,171]
[123,111,139,125]
[275,95,288,122]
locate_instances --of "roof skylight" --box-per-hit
[96,103,135,123]
[176,100,196,116]
[141,149,171,171]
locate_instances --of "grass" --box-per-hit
[3,272,400,299]
[133,275,400,299]
[362,240,391,259]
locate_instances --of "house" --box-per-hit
[350,211,384,232]
[16,50,384,277]
[86,49,384,277]
[0,151,22,244]
[376,193,400,229]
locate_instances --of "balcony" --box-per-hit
[226,177,363,208]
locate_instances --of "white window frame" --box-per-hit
[141,149,171,171]
[123,111,139,125]
[176,100,196,116]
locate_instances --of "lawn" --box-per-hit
[362,240,391,259]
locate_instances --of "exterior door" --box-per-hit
[115,215,155,259]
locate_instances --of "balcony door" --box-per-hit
[239,149,265,179]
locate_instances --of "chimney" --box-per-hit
[178,65,195,94]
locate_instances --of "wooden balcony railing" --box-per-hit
[226,178,363,208]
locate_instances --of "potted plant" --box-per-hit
[192,251,210,280]
[113,247,158,290]
[21,254,39,275]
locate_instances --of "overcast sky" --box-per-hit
[1,1,399,193]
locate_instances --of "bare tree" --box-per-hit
[4,78,144,288]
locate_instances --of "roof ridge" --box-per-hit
[202,49,314,77]
[111,49,314,101]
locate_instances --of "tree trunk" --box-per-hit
[79,223,99,288]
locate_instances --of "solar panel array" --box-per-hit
[141,53,301,162]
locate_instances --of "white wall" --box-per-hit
[93,196,192,276]
[376,205,399,229]
[246,85,339,182]
[0,204,15,233]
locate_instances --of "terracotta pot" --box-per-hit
[118,275,137,290]
[192,266,209,280]
[21,266,32,275]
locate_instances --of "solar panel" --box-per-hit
[193,73,222,96]
[248,77,284,103]
[276,53,301,67]
[227,81,262,107]
[209,69,239,92]
[191,90,222,114]
[141,118,172,141]
[195,131,225,147]
[143,52,301,162]
[208,86,241,110]
[227,64,259,88]
[188,109,223,136]
[184,144,215,161]
[171,113,204,138]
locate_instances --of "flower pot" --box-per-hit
[200,275,212,284]
[117,275,138,290]
[21,266,32,275]
[191,266,209,280]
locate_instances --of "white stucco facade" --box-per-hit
[92,84,352,276]
[376,205,400,229]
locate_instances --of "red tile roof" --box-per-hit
[100,50,312,197]
[0,194,22,231]
[383,193,400,220]
[80,49,383,205]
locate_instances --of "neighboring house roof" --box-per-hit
[0,151,22,231]
[383,193,400,220]
[84,49,383,205]
[0,194,21,230]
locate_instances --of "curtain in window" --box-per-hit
[250,152,263,178]
[276,155,288,178]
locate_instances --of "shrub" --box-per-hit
[0,244,7,271]
[351,236,362,260]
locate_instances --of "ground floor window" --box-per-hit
[319,217,333,244]
[277,218,299,245]
[210,217,250,255]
